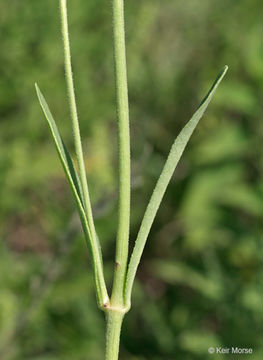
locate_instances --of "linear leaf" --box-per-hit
[35,84,109,307]
[35,83,84,207]
[124,66,228,307]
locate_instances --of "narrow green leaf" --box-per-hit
[124,66,228,307]
[35,83,109,308]
[35,83,84,207]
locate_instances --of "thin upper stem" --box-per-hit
[111,0,131,306]
[59,0,109,307]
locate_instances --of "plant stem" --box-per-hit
[59,0,109,307]
[106,1,130,356]
[105,311,124,360]
[111,0,131,307]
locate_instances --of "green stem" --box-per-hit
[59,0,109,307]
[111,0,131,306]
[104,2,130,358]
[105,311,124,360]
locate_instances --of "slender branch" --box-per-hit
[124,66,228,308]
[59,0,109,307]
[111,0,131,306]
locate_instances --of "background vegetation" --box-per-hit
[0,0,263,359]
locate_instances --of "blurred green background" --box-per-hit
[1,0,263,359]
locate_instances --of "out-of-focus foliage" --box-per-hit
[0,0,263,359]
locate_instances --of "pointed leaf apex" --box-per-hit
[221,65,228,76]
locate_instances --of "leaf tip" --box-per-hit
[221,65,229,77]
[35,82,40,96]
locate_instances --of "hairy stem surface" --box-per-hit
[105,311,124,360]
[111,0,131,307]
